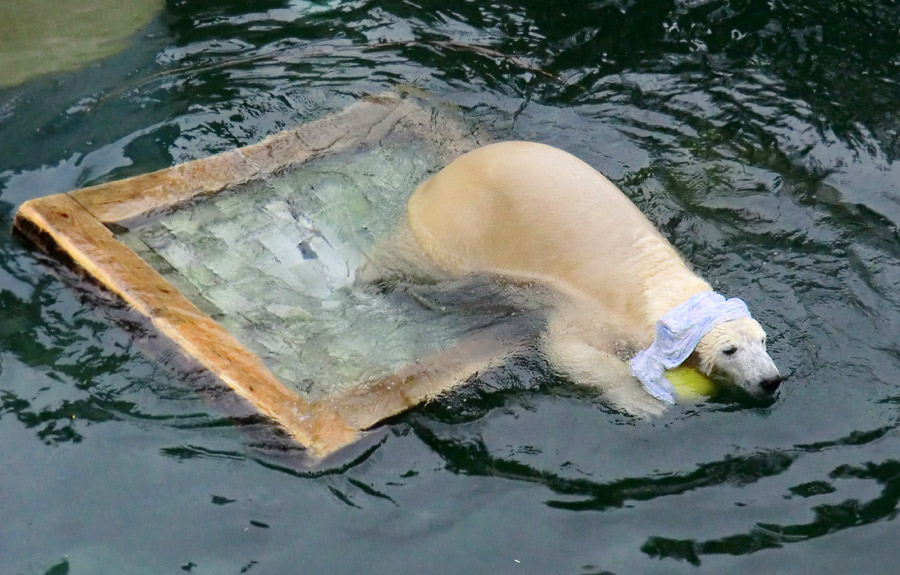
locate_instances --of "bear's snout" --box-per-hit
[759,375,783,394]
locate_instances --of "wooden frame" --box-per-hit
[14,94,525,459]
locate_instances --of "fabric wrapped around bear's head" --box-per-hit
[630,291,752,404]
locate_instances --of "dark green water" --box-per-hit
[3,1,900,573]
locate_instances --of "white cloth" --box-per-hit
[629,291,751,404]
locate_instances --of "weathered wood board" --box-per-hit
[13,94,528,459]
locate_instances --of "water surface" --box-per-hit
[2,1,900,573]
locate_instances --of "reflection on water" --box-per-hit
[2,0,900,573]
[643,452,900,565]
[413,397,900,565]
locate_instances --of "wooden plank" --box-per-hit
[330,319,533,431]
[15,194,357,457]
[68,150,260,226]
[69,95,412,225]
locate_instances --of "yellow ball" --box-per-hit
[665,366,717,399]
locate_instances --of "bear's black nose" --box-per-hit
[760,376,783,394]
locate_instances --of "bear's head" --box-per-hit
[692,317,782,397]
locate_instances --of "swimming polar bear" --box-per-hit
[360,141,782,416]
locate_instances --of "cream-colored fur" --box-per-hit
[360,141,780,415]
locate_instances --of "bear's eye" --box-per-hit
[723,346,738,356]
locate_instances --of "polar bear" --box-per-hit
[359,141,782,415]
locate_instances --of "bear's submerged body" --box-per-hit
[361,141,781,414]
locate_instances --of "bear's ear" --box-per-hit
[683,350,699,365]
[682,350,706,372]
[687,341,718,375]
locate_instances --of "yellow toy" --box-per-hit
[665,366,717,399]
